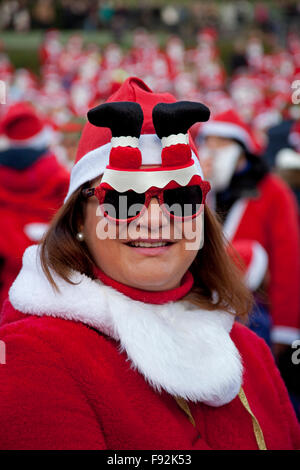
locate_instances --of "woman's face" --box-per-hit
[82,175,202,291]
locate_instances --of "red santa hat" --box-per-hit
[1,102,51,148]
[65,76,210,201]
[229,239,268,292]
[197,27,218,43]
[200,109,261,155]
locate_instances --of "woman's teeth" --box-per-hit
[128,241,170,248]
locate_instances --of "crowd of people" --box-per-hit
[1,1,299,35]
[1,27,300,186]
[0,22,300,449]
[1,27,300,139]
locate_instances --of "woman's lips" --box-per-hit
[125,239,175,256]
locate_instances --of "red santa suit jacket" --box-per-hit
[222,173,300,345]
[0,244,299,450]
[0,153,69,308]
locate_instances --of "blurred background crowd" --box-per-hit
[1,1,300,166]
[0,0,300,419]
[0,0,300,36]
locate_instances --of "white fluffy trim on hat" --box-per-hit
[201,121,255,153]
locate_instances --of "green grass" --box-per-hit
[1,30,172,73]
[2,31,115,73]
[1,30,237,75]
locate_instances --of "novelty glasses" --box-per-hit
[82,180,211,223]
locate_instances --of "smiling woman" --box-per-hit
[40,178,250,313]
[0,77,299,450]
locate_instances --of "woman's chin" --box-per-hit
[123,269,180,291]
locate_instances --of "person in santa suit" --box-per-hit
[0,102,70,309]
[0,78,299,450]
[198,109,300,406]
[231,238,300,420]
[228,239,271,347]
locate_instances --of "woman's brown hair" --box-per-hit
[40,184,252,320]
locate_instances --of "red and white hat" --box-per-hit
[200,109,261,155]
[0,102,52,148]
[229,239,268,292]
[65,77,210,201]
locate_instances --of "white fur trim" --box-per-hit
[245,242,268,291]
[201,122,254,153]
[0,136,10,151]
[64,134,203,202]
[223,199,248,242]
[271,326,300,345]
[9,244,242,406]
[275,148,300,170]
[101,163,199,193]
[161,133,189,148]
[111,136,139,148]
[24,222,49,242]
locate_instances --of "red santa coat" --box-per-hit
[223,173,300,345]
[0,244,299,450]
[0,153,69,308]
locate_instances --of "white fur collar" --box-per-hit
[9,245,243,407]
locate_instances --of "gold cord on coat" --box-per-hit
[174,387,267,450]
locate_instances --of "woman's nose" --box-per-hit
[138,197,168,230]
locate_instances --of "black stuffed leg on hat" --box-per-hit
[87,102,144,169]
[152,101,210,168]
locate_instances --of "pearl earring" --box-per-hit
[76,232,85,242]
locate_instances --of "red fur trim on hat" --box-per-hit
[162,144,192,167]
[110,147,142,169]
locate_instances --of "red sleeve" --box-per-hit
[257,333,300,449]
[0,328,107,450]
[266,177,300,339]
